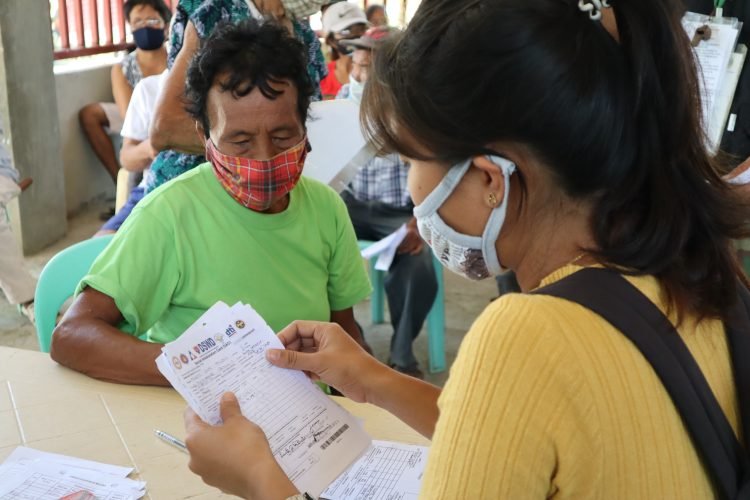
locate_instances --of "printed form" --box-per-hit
[682,13,741,134]
[0,448,144,500]
[156,302,372,497]
[321,441,429,500]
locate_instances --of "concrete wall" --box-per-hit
[0,0,120,254]
[55,60,118,215]
[0,0,67,254]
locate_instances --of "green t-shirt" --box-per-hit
[79,163,371,343]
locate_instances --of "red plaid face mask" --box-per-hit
[206,137,309,211]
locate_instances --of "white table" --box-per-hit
[0,347,429,499]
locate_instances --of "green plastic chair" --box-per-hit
[34,235,114,353]
[358,241,447,373]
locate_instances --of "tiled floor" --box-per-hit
[0,203,499,386]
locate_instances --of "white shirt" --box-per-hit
[121,69,169,188]
[121,69,169,142]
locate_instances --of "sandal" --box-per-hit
[17,301,35,325]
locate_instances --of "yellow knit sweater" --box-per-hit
[421,265,739,499]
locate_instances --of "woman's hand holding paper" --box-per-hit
[183,392,297,500]
[267,321,391,404]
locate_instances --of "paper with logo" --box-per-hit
[321,441,429,500]
[156,302,372,497]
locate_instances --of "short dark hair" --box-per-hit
[124,0,172,26]
[185,20,314,138]
[366,4,385,19]
[362,0,750,320]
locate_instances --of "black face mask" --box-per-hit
[133,27,165,51]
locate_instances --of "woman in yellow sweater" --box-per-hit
[181,0,750,498]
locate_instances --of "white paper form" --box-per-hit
[1,446,133,478]
[156,302,372,497]
[360,224,408,272]
[728,166,750,185]
[683,13,741,132]
[708,45,747,151]
[0,461,145,500]
[321,441,429,500]
[304,99,377,192]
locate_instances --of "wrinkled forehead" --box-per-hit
[206,77,303,135]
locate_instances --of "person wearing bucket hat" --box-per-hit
[337,25,437,380]
[319,2,369,99]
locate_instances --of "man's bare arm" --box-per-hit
[50,288,170,386]
[150,21,204,155]
[120,137,156,172]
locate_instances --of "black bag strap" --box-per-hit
[728,284,750,499]
[533,268,750,500]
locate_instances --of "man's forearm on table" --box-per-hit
[51,319,170,386]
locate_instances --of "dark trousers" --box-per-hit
[343,192,438,369]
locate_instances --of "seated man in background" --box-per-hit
[51,20,371,385]
[96,69,169,236]
[338,27,437,379]
[78,0,170,185]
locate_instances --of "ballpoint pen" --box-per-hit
[154,429,189,454]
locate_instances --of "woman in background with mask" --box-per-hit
[78,0,170,184]
[182,1,750,498]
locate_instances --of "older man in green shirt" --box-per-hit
[50,20,371,386]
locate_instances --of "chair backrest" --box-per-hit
[34,235,114,353]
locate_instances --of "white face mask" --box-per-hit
[413,156,516,280]
[348,74,365,105]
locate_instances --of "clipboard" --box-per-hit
[683,11,744,151]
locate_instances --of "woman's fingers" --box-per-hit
[219,392,243,422]
[276,320,336,348]
[266,348,322,374]
[183,407,208,433]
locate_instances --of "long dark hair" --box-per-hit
[362,0,750,320]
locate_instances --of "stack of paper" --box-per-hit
[155,301,374,497]
[360,224,409,271]
[683,12,742,150]
[0,446,144,499]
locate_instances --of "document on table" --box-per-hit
[360,224,409,271]
[321,441,429,500]
[0,447,144,499]
[156,301,373,497]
